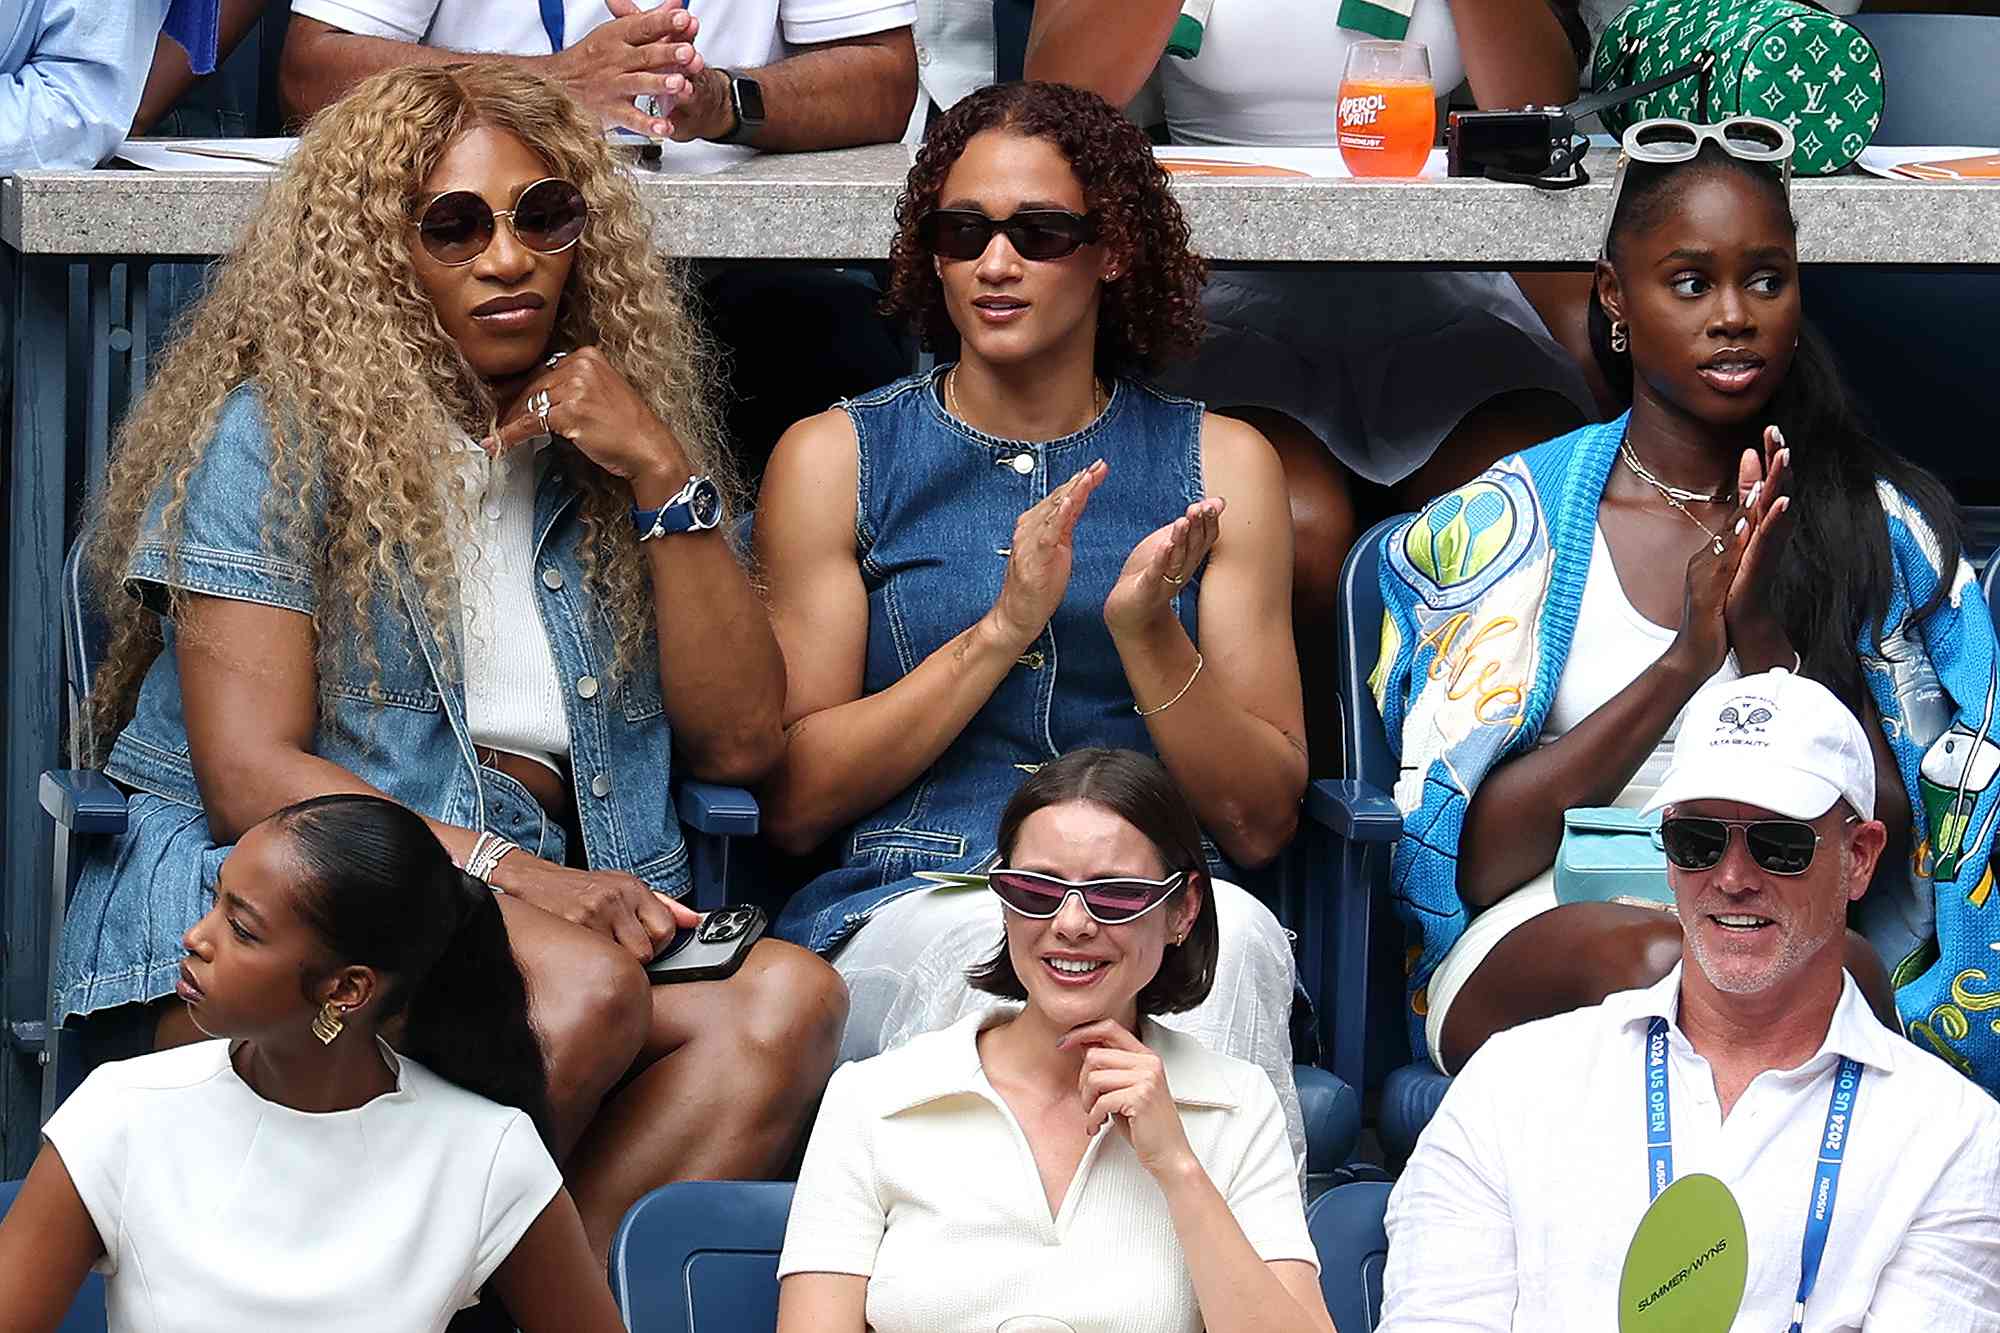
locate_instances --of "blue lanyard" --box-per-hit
[1642,1017,1862,1333]
[538,0,564,52]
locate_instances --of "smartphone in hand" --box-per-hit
[646,905,767,984]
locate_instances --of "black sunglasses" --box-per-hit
[987,868,1187,925]
[916,208,1100,262]
[414,177,589,266]
[1658,815,1854,877]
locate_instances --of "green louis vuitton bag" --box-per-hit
[1592,0,1884,175]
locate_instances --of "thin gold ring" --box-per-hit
[1161,572,1187,586]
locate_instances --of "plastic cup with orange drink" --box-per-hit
[1337,40,1436,179]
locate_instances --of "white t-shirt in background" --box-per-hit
[1154,0,1465,148]
[290,0,917,173]
[42,1040,563,1333]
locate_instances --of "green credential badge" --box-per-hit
[1618,1173,1748,1333]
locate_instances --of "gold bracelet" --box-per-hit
[1135,652,1204,717]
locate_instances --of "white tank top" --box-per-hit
[1540,526,1740,799]
[452,437,572,777]
[1154,0,1466,147]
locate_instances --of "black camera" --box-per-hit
[1446,107,1588,188]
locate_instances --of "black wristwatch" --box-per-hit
[632,475,723,540]
[713,69,766,146]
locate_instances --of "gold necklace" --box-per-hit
[946,366,1105,430]
[1620,434,1730,557]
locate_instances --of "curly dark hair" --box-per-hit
[881,81,1206,377]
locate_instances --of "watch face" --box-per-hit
[735,76,766,126]
[690,478,723,528]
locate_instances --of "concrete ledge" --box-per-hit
[7,144,1999,264]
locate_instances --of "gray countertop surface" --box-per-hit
[6,144,1998,264]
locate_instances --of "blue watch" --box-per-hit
[632,475,723,540]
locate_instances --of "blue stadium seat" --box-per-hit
[34,536,762,1118]
[1295,1064,1362,1190]
[1331,516,1451,1161]
[1306,1179,1392,1333]
[1803,13,2000,498]
[609,1179,793,1333]
[1851,12,2000,148]
[0,1179,109,1332]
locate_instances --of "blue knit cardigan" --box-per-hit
[1372,415,2000,1091]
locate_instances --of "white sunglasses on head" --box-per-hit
[1602,116,1796,253]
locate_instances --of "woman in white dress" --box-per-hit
[0,795,624,1332]
[776,750,1334,1333]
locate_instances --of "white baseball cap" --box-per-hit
[1642,668,1875,821]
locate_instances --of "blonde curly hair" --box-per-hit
[87,63,734,758]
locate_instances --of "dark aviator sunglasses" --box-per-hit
[1658,814,1856,877]
[916,208,1101,262]
[413,177,589,267]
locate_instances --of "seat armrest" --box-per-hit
[39,771,129,835]
[1304,779,1400,843]
[674,781,760,837]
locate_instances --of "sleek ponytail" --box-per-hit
[1590,147,1965,711]
[273,794,553,1143]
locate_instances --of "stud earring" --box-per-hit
[311,1000,346,1046]
[1610,320,1629,354]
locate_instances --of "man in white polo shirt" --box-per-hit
[279,0,917,175]
[1380,668,2000,1330]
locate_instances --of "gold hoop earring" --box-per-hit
[1610,321,1629,354]
[311,1001,346,1046]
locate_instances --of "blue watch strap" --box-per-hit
[632,476,718,539]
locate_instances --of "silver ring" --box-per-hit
[544,351,568,369]
[1161,571,1187,586]
[528,388,552,435]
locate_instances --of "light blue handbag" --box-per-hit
[1553,807,1674,907]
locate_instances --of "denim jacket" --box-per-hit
[104,385,691,892]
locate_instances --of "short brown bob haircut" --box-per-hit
[967,748,1218,1017]
[879,80,1208,377]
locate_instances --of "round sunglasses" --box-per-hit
[916,208,1100,262]
[413,177,589,267]
[1658,814,1855,877]
[986,868,1187,925]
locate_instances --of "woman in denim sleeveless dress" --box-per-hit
[52,65,843,1261]
[758,82,1310,1162]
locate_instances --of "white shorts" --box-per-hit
[1421,875,1561,1074]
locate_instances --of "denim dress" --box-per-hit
[774,368,1224,955]
[55,387,692,1019]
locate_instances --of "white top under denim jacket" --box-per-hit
[44,1039,562,1333]
[1380,966,2000,1331]
[56,386,690,1019]
[778,1010,1317,1333]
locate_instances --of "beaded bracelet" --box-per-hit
[463,831,521,889]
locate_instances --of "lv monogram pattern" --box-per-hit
[1595,0,1884,175]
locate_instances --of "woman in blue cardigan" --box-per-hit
[1374,123,2000,1090]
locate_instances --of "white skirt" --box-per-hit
[832,878,1306,1178]
[1158,269,1598,486]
